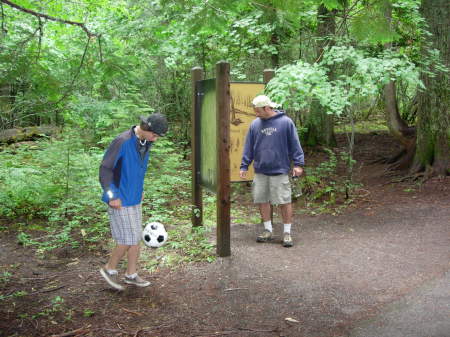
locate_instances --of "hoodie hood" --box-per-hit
[261,109,285,121]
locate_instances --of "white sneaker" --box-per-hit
[100,268,124,291]
[124,275,151,287]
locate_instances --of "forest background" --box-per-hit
[0,0,448,264]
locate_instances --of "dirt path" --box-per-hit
[1,133,449,337]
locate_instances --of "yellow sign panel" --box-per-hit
[229,82,265,182]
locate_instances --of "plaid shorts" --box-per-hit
[107,204,142,245]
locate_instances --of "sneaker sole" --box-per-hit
[100,268,124,291]
[124,279,151,287]
[256,238,273,243]
[282,242,293,247]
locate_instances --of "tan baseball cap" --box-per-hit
[252,95,280,108]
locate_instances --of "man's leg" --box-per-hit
[280,203,293,225]
[256,202,273,242]
[259,202,272,222]
[105,244,129,271]
[253,174,273,242]
[100,244,129,290]
[280,203,293,247]
[124,244,150,287]
[125,244,140,276]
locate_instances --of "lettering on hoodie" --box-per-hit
[261,127,277,136]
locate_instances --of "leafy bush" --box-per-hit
[298,148,360,209]
[0,146,66,218]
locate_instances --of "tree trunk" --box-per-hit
[413,0,450,176]
[303,4,336,147]
[270,32,280,68]
[382,80,416,168]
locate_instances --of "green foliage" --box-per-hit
[0,271,12,284]
[0,132,106,252]
[0,145,68,219]
[296,148,361,214]
[66,92,154,144]
[351,0,400,44]
[1,0,440,151]
[83,309,95,317]
[300,148,338,201]
[267,45,420,117]
[32,296,65,319]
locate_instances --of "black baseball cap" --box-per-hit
[139,113,168,136]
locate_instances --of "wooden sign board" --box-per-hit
[229,82,265,182]
[197,79,217,192]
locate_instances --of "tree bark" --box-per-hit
[382,1,414,153]
[383,81,415,148]
[303,4,336,147]
[270,32,280,68]
[413,0,450,176]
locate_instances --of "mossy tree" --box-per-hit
[412,0,449,176]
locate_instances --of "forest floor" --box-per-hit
[1,131,449,337]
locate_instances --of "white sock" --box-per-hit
[263,220,273,232]
[107,269,118,275]
[283,223,291,234]
[126,273,137,279]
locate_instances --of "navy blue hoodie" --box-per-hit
[240,111,304,175]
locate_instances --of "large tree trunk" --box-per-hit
[382,80,416,169]
[303,4,336,147]
[413,0,450,176]
[382,1,415,156]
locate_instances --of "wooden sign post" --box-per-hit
[191,63,275,257]
[191,67,204,227]
[216,61,231,257]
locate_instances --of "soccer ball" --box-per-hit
[142,222,168,248]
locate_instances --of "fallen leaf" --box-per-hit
[285,317,299,323]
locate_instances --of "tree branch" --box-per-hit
[37,17,43,59]
[1,0,99,37]
[53,36,91,105]
[1,1,6,34]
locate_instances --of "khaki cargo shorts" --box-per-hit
[252,173,291,205]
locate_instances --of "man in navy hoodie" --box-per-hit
[99,113,168,290]
[240,95,304,247]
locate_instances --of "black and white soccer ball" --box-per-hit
[142,222,168,248]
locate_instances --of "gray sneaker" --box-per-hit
[100,268,124,291]
[256,229,273,243]
[124,275,151,287]
[282,233,293,247]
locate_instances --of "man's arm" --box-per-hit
[239,128,254,178]
[99,137,124,207]
[287,120,305,175]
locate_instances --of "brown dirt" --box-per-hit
[1,132,449,337]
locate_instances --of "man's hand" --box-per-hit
[292,166,304,177]
[109,198,122,209]
[239,170,248,179]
